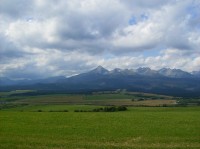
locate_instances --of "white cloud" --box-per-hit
[0,0,199,79]
[5,18,59,48]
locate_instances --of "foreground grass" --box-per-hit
[0,107,200,149]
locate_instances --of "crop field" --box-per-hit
[0,90,177,107]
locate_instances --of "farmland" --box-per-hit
[0,90,200,148]
[0,90,178,107]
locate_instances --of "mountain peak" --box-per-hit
[110,68,123,73]
[90,66,109,74]
[137,67,151,71]
[136,67,153,74]
[158,68,192,78]
[96,65,105,69]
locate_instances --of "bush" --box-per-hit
[117,106,127,111]
[74,106,128,112]
[37,109,42,112]
[92,108,103,112]
[49,109,68,112]
[104,106,117,112]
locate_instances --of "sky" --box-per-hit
[0,0,200,79]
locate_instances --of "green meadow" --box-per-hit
[0,106,200,149]
[0,91,200,148]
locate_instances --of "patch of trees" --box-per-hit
[74,106,127,112]
[37,109,69,112]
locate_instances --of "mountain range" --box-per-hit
[0,66,200,97]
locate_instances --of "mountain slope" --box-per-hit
[0,66,200,97]
[158,68,192,78]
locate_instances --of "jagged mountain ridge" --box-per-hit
[0,66,200,97]
[0,66,199,86]
[83,66,198,78]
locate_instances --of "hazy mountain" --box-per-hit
[192,71,200,78]
[1,66,200,97]
[110,68,123,74]
[89,65,109,74]
[0,77,18,86]
[0,76,66,86]
[136,67,159,76]
[158,68,192,78]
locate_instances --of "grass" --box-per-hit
[84,92,174,100]
[0,91,177,106]
[84,93,134,100]
[1,104,104,112]
[0,91,199,148]
[0,90,35,97]
[0,107,200,149]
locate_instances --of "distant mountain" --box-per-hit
[0,76,66,86]
[89,65,109,74]
[0,77,18,86]
[37,76,67,84]
[192,71,200,78]
[158,68,192,78]
[136,67,159,76]
[1,66,200,97]
[110,68,123,74]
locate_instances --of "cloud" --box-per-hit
[112,0,200,52]
[0,0,34,18]
[0,34,28,61]
[0,0,200,79]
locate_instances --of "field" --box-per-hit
[0,90,200,148]
[0,90,178,107]
[1,107,200,149]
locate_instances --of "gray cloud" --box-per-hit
[0,0,34,18]
[0,0,200,79]
[0,34,27,61]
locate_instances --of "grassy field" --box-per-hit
[0,106,200,149]
[0,90,199,148]
[0,90,177,107]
